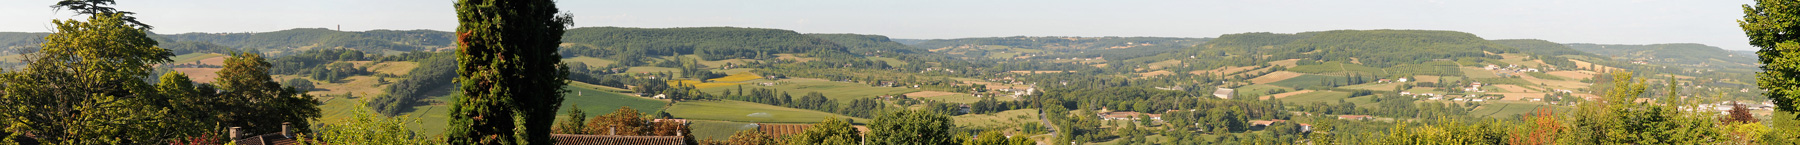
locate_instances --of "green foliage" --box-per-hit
[1492,39,1595,56]
[444,0,572,144]
[302,101,434,144]
[1743,0,1800,113]
[283,77,314,91]
[0,13,177,144]
[159,28,452,54]
[963,131,1031,145]
[368,53,455,116]
[786,117,861,145]
[559,27,849,61]
[868,110,959,145]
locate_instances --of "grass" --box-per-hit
[1469,102,1571,118]
[698,78,918,104]
[365,61,419,76]
[626,66,680,74]
[1288,61,1386,76]
[558,84,671,118]
[563,57,617,68]
[688,120,757,141]
[1526,72,1565,80]
[1234,84,1292,96]
[669,79,744,89]
[1266,74,1350,89]
[1462,67,1499,78]
[665,100,869,124]
[951,109,1040,129]
[918,93,982,104]
[1277,91,1354,104]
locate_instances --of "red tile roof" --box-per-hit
[552,134,685,145]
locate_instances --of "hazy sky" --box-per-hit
[0,0,1761,50]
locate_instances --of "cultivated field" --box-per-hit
[699,78,919,104]
[1250,71,1305,84]
[665,100,868,124]
[951,109,1040,129]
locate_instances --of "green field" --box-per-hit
[918,94,981,104]
[1266,74,1351,89]
[951,109,1040,129]
[1526,72,1565,80]
[698,78,918,104]
[1469,102,1571,118]
[1234,84,1292,97]
[562,57,617,68]
[688,120,758,141]
[665,100,869,124]
[1339,83,1399,91]
[1288,61,1387,76]
[1276,91,1354,104]
[626,66,681,74]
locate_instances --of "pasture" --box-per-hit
[664,100,869,124]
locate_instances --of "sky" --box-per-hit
[0,0,1762,50]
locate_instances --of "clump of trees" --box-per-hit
[0,1,317,144]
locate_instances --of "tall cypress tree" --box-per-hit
[445,0,573,144]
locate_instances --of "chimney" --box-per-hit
[281,122,292,138]
[229,127,243,139]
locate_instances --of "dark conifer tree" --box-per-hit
[445,0,573,144]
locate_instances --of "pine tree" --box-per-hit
[445,0,574,144]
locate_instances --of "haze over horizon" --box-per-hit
[0,0,1762,50]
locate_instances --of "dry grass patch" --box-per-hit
[311,76,391,96]
[1250,71,1305,84]
[1546,71,1594,80]
[1147,60,1181,70]
[364,61,419,76]
[1491,85,1536,93]
[774,54,816,62]
[1490,93,1548,101]
[173,68,222,83]
[1269,59,1301,67]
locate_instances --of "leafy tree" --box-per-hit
[214,52,323,137]
[0,10,175,144]
[963,131,1030,145]
[787,118,861,145]
[283,78,314,91]
[868,110,958,145]
[443,0,573,144]
[1742,0,1800,112]
[554,105,589,134]
[726,129,775,145]
[584,107,649,136]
